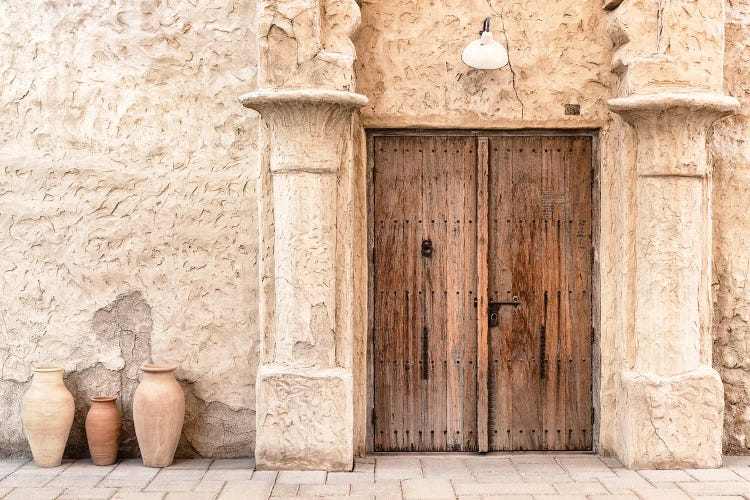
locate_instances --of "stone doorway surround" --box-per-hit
[241,0,739,471]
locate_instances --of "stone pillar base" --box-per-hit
[618,365,723,469]
[255,365,353,471]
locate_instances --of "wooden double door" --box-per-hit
[372,132,594,452]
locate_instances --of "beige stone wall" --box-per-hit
[356,0,615,128]
[712,0,750,455]
[0,1,260,458]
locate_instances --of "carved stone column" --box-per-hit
[240,90,366,470]
[608,93,739,468]
[241,0,367,472]
[604,0,740,468]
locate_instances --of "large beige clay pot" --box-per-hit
[21,366,75,467]
[133,364,185,467]
[85,396,122,466]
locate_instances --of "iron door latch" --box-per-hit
[473,296,521,327]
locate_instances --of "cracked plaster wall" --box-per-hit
[355,0,616,128]
[712,0,750,455]
[0,0,259,458]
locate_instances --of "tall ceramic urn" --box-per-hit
[21,366,75,467]
[85,396,122,466]
[133,364,185,467]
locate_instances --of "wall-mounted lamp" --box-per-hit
[461,17,509,70]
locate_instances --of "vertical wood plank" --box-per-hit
[488,136,514,450]
[476,137,490,453]
[541,137,566,450]
[569,136,593,450]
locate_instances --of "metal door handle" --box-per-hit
[473,296,522,327]
[473,296,521,307]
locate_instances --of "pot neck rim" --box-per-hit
[141,364,177,374]
[91,396,117,403]
[34,366,64,373]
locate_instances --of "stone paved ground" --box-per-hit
[2,454,750,499]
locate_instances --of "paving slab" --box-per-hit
[144,480,200,493]
[473,472,524,482]
[464,457,513,475]
[420,458,471,479]
[349,481,402,499]
[453,481,557,495]
[276,471,326,485]
[685,467,743,481]
[164,494,219,500]
[401,478,454,499]
[0,473,56,488]
[58,486,116,498]
[194,478,225,492]
[217,479,274,500]
[271,483,299,496]
[631,488,690,499]
[557,456,609,471]
[111,489,165,500]
[203,469,254,481]
[638,469,694,483]
[166,459,213,470]
[3,487,64,500]
[677,480,750,495]
[47,474,104,488]
[298,483,350,496]
[599,475,653,491]
[326,472,375,484]
[600,456,625,468]
[553,481,609,495]
[209,459,255,470]
[509,455,558,464]
[354,462,375,473]
[65,459,117,474]
[250,470,278,482]
[515,462,568,475]
[374,457,422,482]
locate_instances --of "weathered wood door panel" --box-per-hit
[487,135,593,451]
[373,135,478,451]
[372,132,593,453]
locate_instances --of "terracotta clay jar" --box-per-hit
[133,364,185,467]
[85,396,122,466]
[21,366,75,467]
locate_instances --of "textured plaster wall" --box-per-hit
[712,0,750,455]
[0,0,260,458]
[355,0,616,128]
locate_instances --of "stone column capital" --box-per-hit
[240,90,367,175]
[608,92,739,125]
[608,92,739,177]
[240,89,368,116]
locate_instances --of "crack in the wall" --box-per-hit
[485,0,524,119]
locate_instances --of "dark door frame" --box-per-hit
[365,128,601,453]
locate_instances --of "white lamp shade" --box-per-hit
[461,31,509,70]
